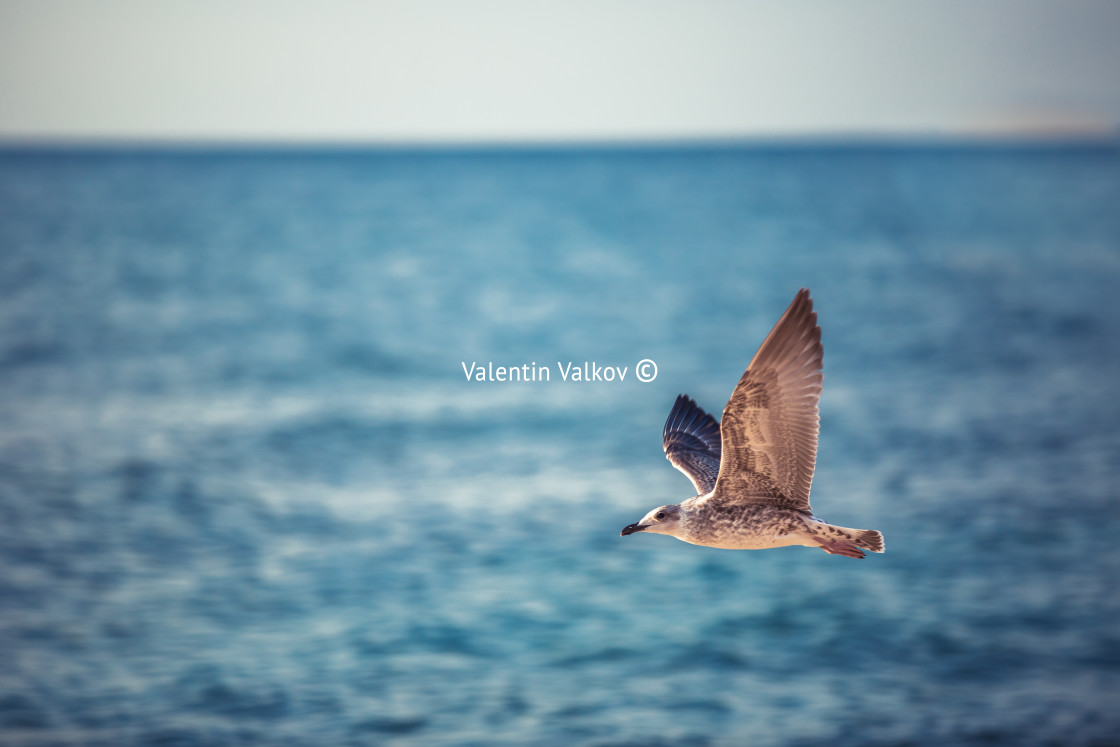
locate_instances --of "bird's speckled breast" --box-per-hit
[678,504,813,550]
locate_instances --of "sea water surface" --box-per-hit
[1,144,1119,745]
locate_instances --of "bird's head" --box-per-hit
[620,504,682,537]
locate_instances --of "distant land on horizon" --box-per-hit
[2,127,1118,154]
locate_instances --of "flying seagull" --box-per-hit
[621,289,884,559]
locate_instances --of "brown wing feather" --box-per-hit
[710,288,823,512]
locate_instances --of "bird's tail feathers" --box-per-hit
[809,523,885,555]
[853,528,884,553]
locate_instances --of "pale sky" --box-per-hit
[1,0,1118,143]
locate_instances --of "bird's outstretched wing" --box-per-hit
[712,288,823,512]
[662,394,722,495]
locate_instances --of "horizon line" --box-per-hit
[2,129,1118,154]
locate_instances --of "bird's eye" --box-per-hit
[656,511,666,520]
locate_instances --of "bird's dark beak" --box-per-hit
[620,522,645,536]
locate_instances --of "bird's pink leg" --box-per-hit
[815,537,866,559]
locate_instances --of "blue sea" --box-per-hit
[1,143,1119,746]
